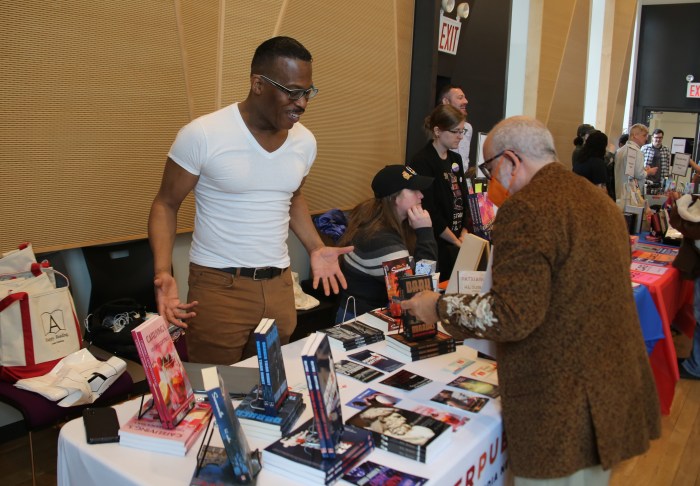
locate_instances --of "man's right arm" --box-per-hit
[148,158,200,327]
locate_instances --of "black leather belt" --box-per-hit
[217,266,286,280]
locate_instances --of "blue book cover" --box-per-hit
[343,460,428,486]
[254,318,289,415]
[235,387,305,435]
[201,367,254,484]
[301,333,344,458]
[262,418,373,485]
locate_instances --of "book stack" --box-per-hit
[262,418,374,486]
[254,318,289,415]
[119,400,212,456]
[235,386,306,440]
[320,319,385,351]
[356,307,401,334]
[201,366,257,484]
[386,331,456,361]
[131,315,195,428]
[263,332,374,484]
[397,274,437,340]
[345,404,451,463]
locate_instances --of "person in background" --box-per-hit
[408,104,470,282]
[571,123,595,165]
[573,130,609,192]
[669,191,700,380]
[641,128,672,191]
[148,37,351,364]
[614,123,657,204]
[618,133,629,148]
[402,116,660,485]
[335,165,437,322]
[437,84,474,171]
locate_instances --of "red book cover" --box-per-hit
[381,256,412,318]
[131,315,195,429]
[118,400,212,456]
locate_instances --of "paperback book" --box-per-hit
[320,320,384,351]
[345,404,451,463]
[254,318,289,415]
[357,307,401,334]
[235,386,306,439]
[119,400,212,456]
[202,366,256,484]
[409,404,469,431]
[262,418,374,486]
[131,314,195,429]
[301,332,344,458]
[386,332,456,361]
[430,389,490,413]
[334,360,385,383]
[382,256,413,318]
[397,274,437,340]
[380,370,432,391]
[347,349,403,373]
[342,460,428,486]
[190,445,249,486]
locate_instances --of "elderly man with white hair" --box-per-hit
[402,116,660,485]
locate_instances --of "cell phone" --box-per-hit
[83,407,120,444]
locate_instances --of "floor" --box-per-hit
[1,335,698,486]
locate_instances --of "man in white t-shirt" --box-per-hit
[148,37,351,364]
[438,85,473,169]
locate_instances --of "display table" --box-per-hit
[631,241,694,414]
[58,336,509,486]
[634,285,664,355]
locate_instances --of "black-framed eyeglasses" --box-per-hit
[447,128,467,135]
[257,74,318,101]
[478,150,520,179]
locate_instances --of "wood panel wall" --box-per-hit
[1,0,414,253]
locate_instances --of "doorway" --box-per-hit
[645,110,700,186]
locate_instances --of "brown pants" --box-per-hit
[185,263,296,365]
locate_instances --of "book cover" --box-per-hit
[345,404,451,463]
[397,274,437,340]
[131,315,195,429]
[475,192,495,241]
[381,256,413,317]
[190,445,243,486]
[447,376,500,398]
[357,307,401,333]
[254,318,289,415]
[334,360,385,383]
[262,418,374,485]
[301,333,344,458]
[320,321,384,351]
[430,389,490,413]
[119,400,212,456]
[380,370,432,391]
[385,344,456,362]
[347,349,403,372]
[346,388,401,410]
[201,366,255,484]
[342,460,428,486]
[236,386,305,436]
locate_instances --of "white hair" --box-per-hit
[488,116,558,162]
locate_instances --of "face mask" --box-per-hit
[487,159,515,208]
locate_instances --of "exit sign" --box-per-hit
[687,83,700,98]
[438,13,462,55]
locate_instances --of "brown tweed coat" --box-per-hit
[438,162,661,479]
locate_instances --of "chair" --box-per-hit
[0,371,133,485]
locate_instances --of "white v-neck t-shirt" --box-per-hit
[169,103,316,269]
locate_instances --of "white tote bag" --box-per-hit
[0,243,37,274]
[0,285,82,382]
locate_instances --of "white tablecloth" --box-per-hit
[58,336,509,485]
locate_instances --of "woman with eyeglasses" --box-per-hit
[408,104,471,282]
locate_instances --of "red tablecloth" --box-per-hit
[631,243,694,414]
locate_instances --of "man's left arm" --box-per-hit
[289,178,353,296]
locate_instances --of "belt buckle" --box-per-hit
[253,267,271,280]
